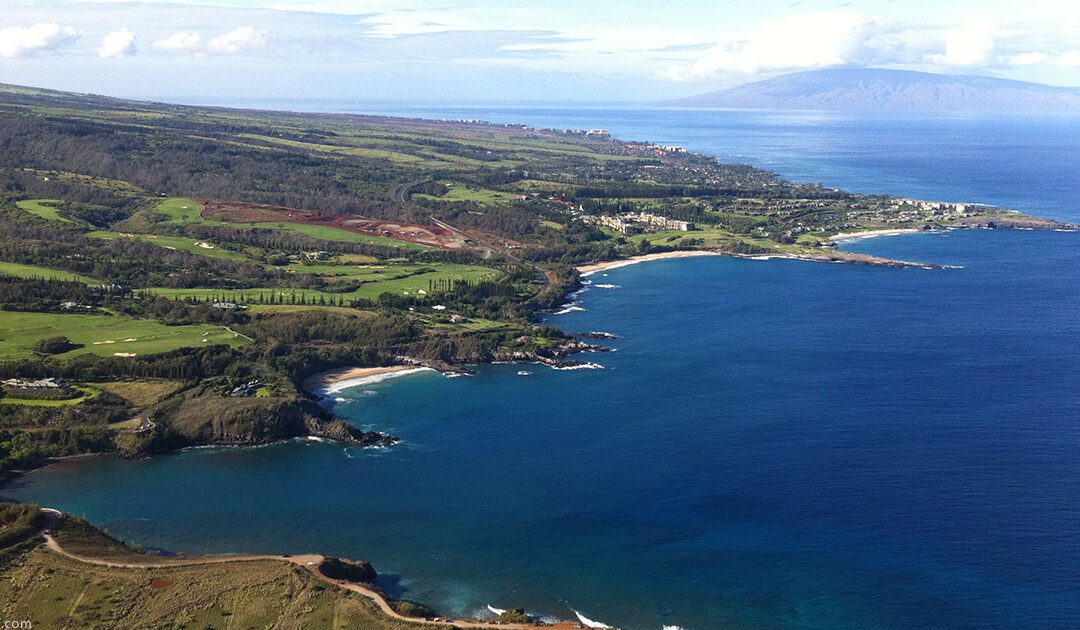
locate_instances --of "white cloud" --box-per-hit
[207,26,267,54]
[153,31,204,52]
[98,27,136,59]
[360,11,477,38]
[0,23,80,59]
[929,21,996,66]
[1058,51,1080,68]
[1006,52,1048,66]
[662,12,869,80]
[151,26,266,56]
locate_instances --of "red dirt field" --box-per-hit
[200,200,472,249]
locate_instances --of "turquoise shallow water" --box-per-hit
[6,110,1080,629]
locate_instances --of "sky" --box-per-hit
[1,0,1079,102]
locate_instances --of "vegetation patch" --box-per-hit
[0,262,98,284]
[15,198,75,223]
[0,311,247,359]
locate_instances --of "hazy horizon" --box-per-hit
[2,0,1079,102]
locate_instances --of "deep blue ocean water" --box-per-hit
[5,108,1080,629]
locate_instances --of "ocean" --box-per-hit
[5,107,1080,629]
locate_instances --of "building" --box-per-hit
[3,377,69,390]
[627,212,695,232]
[581,213,695,234]
[229,380,262,397]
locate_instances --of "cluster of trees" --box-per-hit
[0,277,100,312]
[0,213,288,289]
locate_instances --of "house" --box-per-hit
[60,301,92,312]
[229,380,262,397]
[211,302,247,310]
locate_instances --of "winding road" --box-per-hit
[40,526,577,629]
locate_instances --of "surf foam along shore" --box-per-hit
[302,366,432,397]
[576,250,726,277]
[828,228,919,242]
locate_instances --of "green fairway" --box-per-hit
[87,231,252,262]
[147,197,427,250]
[287,262,435,280]
[415,182,517,205]
[16,198,75,223]
[0,261,98,284]
[245,221,430,250]
[150,263,502,303]
[155,197,205,223]
[0,311,248,360]
[0,385,99,407]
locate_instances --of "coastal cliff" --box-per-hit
[117,395,396,457]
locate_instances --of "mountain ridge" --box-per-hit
[660,68,1080,113]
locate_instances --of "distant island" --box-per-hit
[660,68,1080,113]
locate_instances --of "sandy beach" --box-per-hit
[577,250,726,276]
[302,366,431,396]
[829,228,919,242]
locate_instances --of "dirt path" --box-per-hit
[41,532,574,629]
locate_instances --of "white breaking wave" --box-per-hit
[550,362,603,371]
[663,626,686,630]
[487,604,507,615]
[334,397,348,403]
[593,283,621,289]
[553,304,586,315]
[573,610,614,629]
[317,367,432,395]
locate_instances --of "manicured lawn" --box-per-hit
[287,262,432,280]
[246,221,430,250]
[16,198,75,223]
[150,263,502,303]
[147,197,427,250]
[88,231,252,262]
[415,182,517,205]
[0,385,99,407]
[0,261,98,284]
[0,311,248,360]
[155,197,205,223]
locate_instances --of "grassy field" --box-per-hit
[87,230,253,262]
[0,385,99,407]
[247,221,431,250]
[0,261,98,284]
[287,262,437,280]
[15,198,75,223]
[0,311,248,360]
[152,263,502,303]
[154,197,205,223]
[415,183,518,205]
[0,547,435,629]
[146,197,428,250]
[98,379,187,407]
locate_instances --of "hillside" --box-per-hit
[0,81,1066,481]
[660,68,1080,113]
